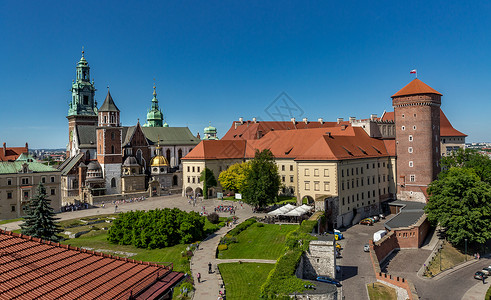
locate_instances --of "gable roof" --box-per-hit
[0,230,183,300]
[392,78,442,98]
[99,91,120,112]
[440,110,467,137]
[0,143,28,161]
[58,152,84,175]
[76,125,97,148]
[141,127,200,146]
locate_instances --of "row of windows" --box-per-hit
[187,176,201,184]
[187,166,201,173]
[282,175,294,183]
[401,125,417,131]
[341,175,389,190]
[341,162,388,178]
[281,165,294,172]
[5,176,56,186]
[304,181,330,192]
[304,169,330,177]
[341,188,387,206]
[344,199,378,211]
[401,113,417,118]
[1,188,57,199]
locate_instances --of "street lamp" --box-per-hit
[465,239,468,261]
[439,245,443,271]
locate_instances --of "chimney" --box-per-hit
[239,117,244,124]
[3,142,6,156]
[25,142,28,153]
[318,118,324,124]
[337,118,344,124]
[370,114,377,121]
[252,117,257,123]
[291,117,296,124]
[325,132,331,138]
[302,118,308,124]
[349,117,356,123]
[197,132,201,139]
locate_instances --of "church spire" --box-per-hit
[143,82,164,127]
[68,50,97,117]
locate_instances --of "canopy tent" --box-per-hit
[268,204,296,215]
[282,205,313,216]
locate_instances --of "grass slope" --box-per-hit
[219,223,298,260]
[219,263,274,300]
[367,282,397,300]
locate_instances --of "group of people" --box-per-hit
[61,202,90,212]
[214,205,236,215]
[187,194,202,206]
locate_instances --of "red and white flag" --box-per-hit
[410,69,417,74]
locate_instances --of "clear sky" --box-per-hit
[1,1,490,148]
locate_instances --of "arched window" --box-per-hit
[136,149,143,164]
[178,149,183,165]
[104,116,107,124]
[166,149,171,165]
[111,178,116,188]
[111,145,115,154]
[110,115,115,124]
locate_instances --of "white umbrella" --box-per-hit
[268,204,296,215]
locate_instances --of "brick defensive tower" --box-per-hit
[392,79,441,202]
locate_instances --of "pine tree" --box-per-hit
[20,183,63,242]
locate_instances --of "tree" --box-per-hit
[20,183,63,242]
[218,161,251,193]
[242,149,281,207]
[425,167,491,246]
[200,167,217,199]
[441,148,491,184]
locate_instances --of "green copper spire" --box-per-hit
[143,83,164,127]
[68,49,97,116]
[203,122,218,140]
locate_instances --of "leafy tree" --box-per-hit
[200,167,217,199]
[441,148,491,183]
[425,167,491,246]
[242,149,281,207]
[20,183,63,242]
[218,161,251,193]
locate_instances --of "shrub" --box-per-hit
[220,235,238,245]
[227,218,256,236]
[217,244,228,251]
[256,222,264,227]
[207,212,220,224]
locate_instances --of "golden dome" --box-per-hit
[151,155,169,167]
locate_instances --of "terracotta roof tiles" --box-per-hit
[392,78,442,97]
[0,230,183,300]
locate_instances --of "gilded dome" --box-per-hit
[151,155,169,167]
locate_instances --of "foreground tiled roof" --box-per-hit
[392,78,442,97]
[440,110,467,137]
[184,126,392,161]
[0,230,183,300]
[0,161,59,175]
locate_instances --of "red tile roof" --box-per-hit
[380,111,394,122]
[0,143,28,161]
[392,78,442,98]
[185,126,392,162]
[0,230,183,300]
[440,110,467,137]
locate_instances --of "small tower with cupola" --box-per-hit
[143,84,164,127]
[203,122,218,140]
[96,90,123,194]
[67,50,98,157]
[392,78,441,202]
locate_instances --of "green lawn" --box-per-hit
[219,263,274,300]
[486,284,491,300]
[367,282,397,300]
[218,223,298,260]
[425,242,473,276]
[276,196,297,204]
[0,218,23,225]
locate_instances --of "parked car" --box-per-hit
[481,267,491,276]
[336,243,342,250]
[360,218,374,226]
[316,276,342,287]
[372,215,380,222]
[474,271,487,280]
[373,230,387,242]
[364,244,370,252]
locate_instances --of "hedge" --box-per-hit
[227,218,257,236]
[259,220,318,298]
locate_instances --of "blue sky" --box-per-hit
[1,1,490,148]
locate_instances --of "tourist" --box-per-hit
[197,272,201,283]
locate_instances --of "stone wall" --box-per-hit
[293,292,337,300]
[92,191,149,204]
[298,240,336,280]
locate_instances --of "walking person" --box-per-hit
[115,204,118,212]
[208,262,212,274]
[197,272,201,283]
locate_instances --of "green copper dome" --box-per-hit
[163,122,169,127]
[143,85,164,127]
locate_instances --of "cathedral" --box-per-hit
[59,52,201,204]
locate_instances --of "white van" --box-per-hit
[373,230,387,242]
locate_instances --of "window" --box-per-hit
[83,95,89,105]
[192,166,195,172]
[51,176,55,183]
[409,135,413,141]
[413,125,417,130]
[304,169,310,176]
[361,178,364,186]
[51,189,56,195]
[356,179,359,187]
[356,168,358,175]
[410,175,416,182]
[24,191,29,199]
[378,162,380,168]
[192,177,195,183]
[409,161,414,167]
[111,132,115,140]
[347,196,350,204]
[324,169,329,177]
[383,162,385,167]
[342,198,345,205]
[111,178,116,188]
[351,168,354,176]
[21,178,29,185]
[7,178,11,185]
[314,169,319,177]
[104,116,107,123]
[197,177,200,183]
[187,166,190,172]
[342,181,345,190]
[290,176,294,183]
[314,182,320,191]
[383,175,386,182]
[305,182,310,190]
[11,205,15,212]
[7,192,12,199]
[341,170,344,177]
[290,165,294,171]
[187,177,190,183]
[362,192,364,199]
[324,182,330,191]
[408,147,413,153]
[197,167,200,173]
[401,126,405,131]
[110,115,115,123]
[111,145,115,154]
[402,114,405,118]
[282,165,285,171]
[361,167,363,174]
[41,177,46,183]
[282,176,285,182]
[347,181,350,189]
[366,164,369,169]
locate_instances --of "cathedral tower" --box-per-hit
[392,78,441,202]
[67,50,98,156]
[96,90,122,194]
[143,84,164,127]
